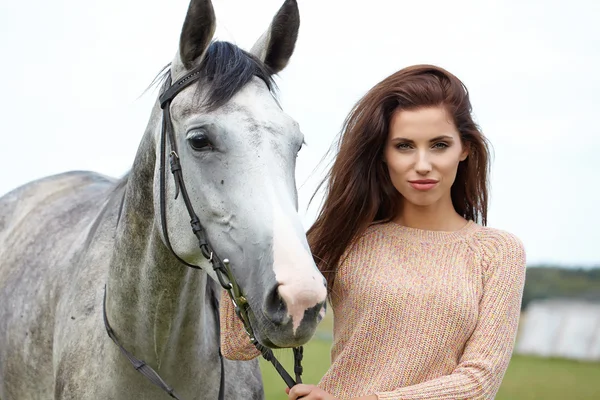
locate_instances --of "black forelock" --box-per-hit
[155,41,278,110]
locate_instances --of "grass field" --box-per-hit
[259,312,600,399]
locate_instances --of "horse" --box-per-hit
[0,0,328,398]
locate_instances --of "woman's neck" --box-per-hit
[394,197,468,232]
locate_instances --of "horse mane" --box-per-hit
[150,40,279,111]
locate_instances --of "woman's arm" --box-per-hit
[219,289,262,360]
[371,231,527,400]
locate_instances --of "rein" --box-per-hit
[102,68,303,399]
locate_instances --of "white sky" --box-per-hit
[0,0,598,267]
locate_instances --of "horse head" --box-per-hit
[155,0,327,349]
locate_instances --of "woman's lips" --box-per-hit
[408,180,438,191]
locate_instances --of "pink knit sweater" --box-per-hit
[220,220,527,399]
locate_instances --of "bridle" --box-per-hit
[102,67,304,400]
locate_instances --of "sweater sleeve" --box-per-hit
[219,288,262,361]
[374,231,527,400]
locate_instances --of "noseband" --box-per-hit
[102,68,304,400]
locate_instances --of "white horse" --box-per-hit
[0,0,327,398]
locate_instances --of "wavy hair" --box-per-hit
[307,64,491,292]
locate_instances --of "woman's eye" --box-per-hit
[187,132,212,151]
[433,142,449,149]
[395,143,411,150]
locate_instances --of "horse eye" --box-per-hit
[187,132,212,151]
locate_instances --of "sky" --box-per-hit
[0,0,598,267]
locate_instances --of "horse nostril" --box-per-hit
[264,284,288,325]
[304,300,326,323]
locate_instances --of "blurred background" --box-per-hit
[1,0,598,398]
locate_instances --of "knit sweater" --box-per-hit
[220,220,527,400]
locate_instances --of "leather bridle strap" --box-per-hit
[159,71,209,270]
[103,68,304,400]
[215,259,303,388]
[102,282,224,400]
[102,286,183,399]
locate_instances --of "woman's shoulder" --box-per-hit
[469,224,527,274]
[336,222,399,264]
[469,224,525,255]
[353,220,403,247]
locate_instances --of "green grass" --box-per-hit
[496,355,600,400]
[259,312,600,399]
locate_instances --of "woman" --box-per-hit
[220,64,526,400]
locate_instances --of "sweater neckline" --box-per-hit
[385,219,479,243]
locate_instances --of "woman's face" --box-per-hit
[383,106,468,210]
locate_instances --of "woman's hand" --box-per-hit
[286,384,339,400]
[285,384,378,400]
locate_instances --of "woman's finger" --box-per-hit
[288,384,316,399]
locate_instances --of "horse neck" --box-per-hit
[105,117,215,368]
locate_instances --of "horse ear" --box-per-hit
[249,0,300,74]
[178,0,217,69]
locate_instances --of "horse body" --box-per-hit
[0,168,252,399]
[0,171,124,398]
[0,1,326,399]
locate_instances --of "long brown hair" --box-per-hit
[307,64,491,292]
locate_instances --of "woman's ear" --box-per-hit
[460,144,469,161]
